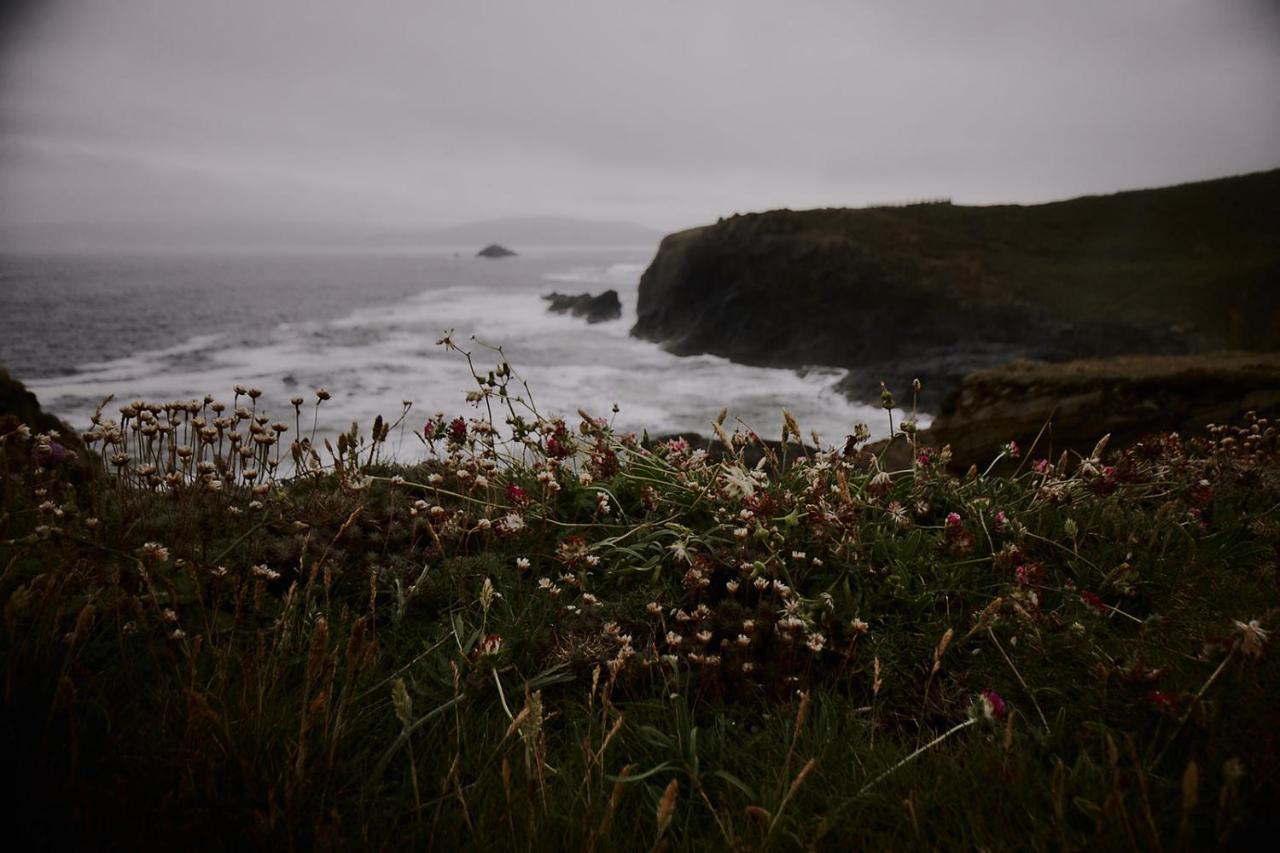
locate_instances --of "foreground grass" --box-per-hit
[2,357,1278,850]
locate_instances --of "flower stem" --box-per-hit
[857,717,977,797]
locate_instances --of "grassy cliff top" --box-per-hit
[652,168,1280,350]
[952,350,1280,387]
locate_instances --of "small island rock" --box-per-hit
[476,244,517,258]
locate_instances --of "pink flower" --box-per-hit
[978,689,1006,721]
[945,512,962,528]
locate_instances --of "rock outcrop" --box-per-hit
[924,352,1280,469]
[632,170,1280,410]
[0,367,87,469]
[543,290,623,323]
[476,244,517,258]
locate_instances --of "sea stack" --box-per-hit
[542,290,623,323]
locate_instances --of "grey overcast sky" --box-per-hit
[1,0,1278,235]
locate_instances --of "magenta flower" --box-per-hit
[33,441,67,468]
[979,689,1006,721]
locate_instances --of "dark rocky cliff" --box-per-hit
[632,170,1280,409]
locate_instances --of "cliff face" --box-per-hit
[632,170,1280,408]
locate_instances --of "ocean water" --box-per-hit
[0,248,893,452]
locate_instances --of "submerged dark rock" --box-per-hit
[476,244,517,258]
[543,290,623,323]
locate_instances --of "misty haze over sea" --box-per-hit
[0,245,880,447]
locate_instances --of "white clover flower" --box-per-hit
[140,541,170,564]
[516,557,531,571]
[251,564,280,581]
[722,465,757,500]
[1235,619,1269,659]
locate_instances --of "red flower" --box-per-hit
[506,483,529,506]
[1149,690,1179,713]
[1080,590,1108,614]
[448,417,468,444]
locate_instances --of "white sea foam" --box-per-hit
[25,257,915,455]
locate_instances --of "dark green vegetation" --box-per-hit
[2,349,1278,850]
[925,351,1280,471]
[632,170,1280,408]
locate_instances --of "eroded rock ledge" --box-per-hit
[921,352,1280,469]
